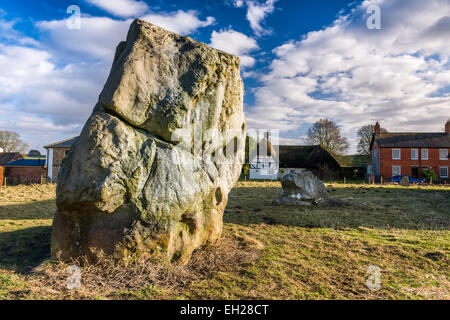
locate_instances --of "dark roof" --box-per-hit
[44,137,79,149]
[277,145,340,169]
[335,155,371,168]
[3,158,46,167]
[0,152,21,166]
[373,132,450,148]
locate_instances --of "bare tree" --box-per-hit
[306,119,349,155]
[0,131,29,153]
[357,124,387,155]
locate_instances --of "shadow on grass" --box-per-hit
[0,226,51,273]
[0,200,56,220]
[225,185,450,230]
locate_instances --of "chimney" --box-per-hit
[374,121,381,135]
[446,119,450,135]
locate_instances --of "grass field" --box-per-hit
[0,181,448,300]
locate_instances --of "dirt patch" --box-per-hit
[27,235,265,299]
[424,251,447,262]
[319,198,348,207]
[262,217,281,225]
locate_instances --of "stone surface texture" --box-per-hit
[51,19,245,264]
[273,171,327,206]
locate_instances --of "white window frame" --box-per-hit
[440,149,448,160]
[440,166,448,178]
[411,149,418,160]
[421,149,428,160]
[392,149,401,160]
[392,165,401,176]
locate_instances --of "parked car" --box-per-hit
[390,175,425,184]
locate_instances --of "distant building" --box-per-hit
[0,152,22,185]
[334,154,372,179]
[277,146,370,180]
[249,132,278,180]
[277,145,341,180]
[2,158,47,185]
[370,120,450,182]
[44,137,79,182]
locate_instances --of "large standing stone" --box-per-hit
[51,19,246,265]
[273,171,327,206]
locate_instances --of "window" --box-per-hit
[440,167,448,178]
[440,149,448,160]
[392,149,401,160]
[421,149,428,160]
[392,165,401,176]
[411,149,418,160]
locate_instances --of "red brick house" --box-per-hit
[370,120,450,182]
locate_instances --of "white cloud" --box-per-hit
[210,29,259,67]
[233,0,278,36]
[246,0,277,36]
[85,0,149,18]
[36,10,216,61]
[233,0,245,8]
[37,16,130,60]
[0,8,217,152]
[0,43,105,127]
[0,44,97,151]
[0,18,39,46]
[247,0,450,152]
[142,10,215,35]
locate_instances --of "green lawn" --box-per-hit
[0,182,448,299]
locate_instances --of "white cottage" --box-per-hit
[249,132,279,180]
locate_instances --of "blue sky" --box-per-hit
[1,0,450,154]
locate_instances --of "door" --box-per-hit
[411,167,419,178]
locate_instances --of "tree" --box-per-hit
[305,118,349,155]
[356,124,387,155]
[0,131,29,153]
[422,168,437,183]
[28,150,41,156]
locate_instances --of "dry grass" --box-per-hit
[0,184,56,220]
[25,235,264,300]
[0,182,449,300]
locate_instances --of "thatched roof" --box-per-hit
[334,155,371,168]
[277,145,340,169]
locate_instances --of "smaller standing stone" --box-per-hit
[400,176,410,186]
[273,171,327,206]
